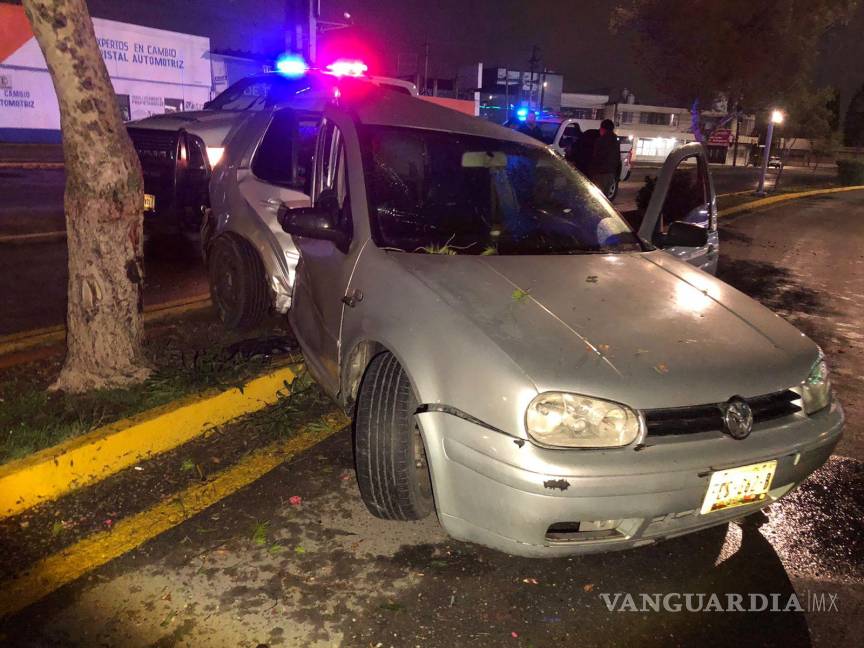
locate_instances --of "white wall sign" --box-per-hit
[0,4,211,135]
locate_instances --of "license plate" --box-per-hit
[143,193,156,211]
[700,460,777,514]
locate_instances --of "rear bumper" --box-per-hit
[417,400,843,557]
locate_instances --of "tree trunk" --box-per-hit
[22,0,149,392]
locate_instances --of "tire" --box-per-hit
[606,175,619,201]
[354,352,434,521]
[207,234,269,330]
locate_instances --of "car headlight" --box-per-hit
[525,392,640,448]
[801,356,831,415]
[206,146,224,167]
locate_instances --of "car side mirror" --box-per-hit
[277,189,348,249]
[659,221,709,248]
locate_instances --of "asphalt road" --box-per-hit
[2,193,862,647]
[0,163,839,337]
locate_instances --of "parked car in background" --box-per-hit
[125,67,415,241]
[230,86,841,557]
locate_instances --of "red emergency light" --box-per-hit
[325,59,368,77]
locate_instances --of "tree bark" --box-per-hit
[22,0,149,392]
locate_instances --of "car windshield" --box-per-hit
[360,126,642,255]
[206,75,325,111]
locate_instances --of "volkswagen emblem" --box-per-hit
[723,398,753,440]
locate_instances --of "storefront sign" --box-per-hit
[0,5,211,138]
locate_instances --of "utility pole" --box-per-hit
[528,45,540,109]
[421,41,430,95]
[756,110,784,195]
[286,0,319,63]
[503,67,510,122]
[539,69,547,112]
[307,0,318,63]
[732,110,741,167]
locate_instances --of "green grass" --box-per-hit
[0,315,301,465]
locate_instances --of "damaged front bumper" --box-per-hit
[416,400,844,558]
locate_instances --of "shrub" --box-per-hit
[836,159,864,185]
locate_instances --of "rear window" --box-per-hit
[207,75,328,111]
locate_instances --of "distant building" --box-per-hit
[478,66,564,123]
[560,92,609,120]
[0,0,287,143]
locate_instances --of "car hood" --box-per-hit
[388,250,817,409]
[126,110,251,147]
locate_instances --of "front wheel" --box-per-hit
[207,234,269,330]
[354,353,434,521]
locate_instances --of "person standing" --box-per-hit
[517,111,544,140]
[590,119,621,196]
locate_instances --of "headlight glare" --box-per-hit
[801,357,831,415]
[526,392,640,448]
[206,146,224,167]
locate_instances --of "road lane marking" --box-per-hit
[719,185,864,218]
[0,365,297,519]
[0,294,212,356]
[0,230,67,244]
[0,410,349,618]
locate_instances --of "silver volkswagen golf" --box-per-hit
[215,83,843,556]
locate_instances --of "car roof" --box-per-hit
[346,87,543,147]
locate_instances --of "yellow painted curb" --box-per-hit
[0,230,67,244]
[0,365,298,520]
[0,410,349,618]
[719,185,864,218]
[0,294,212,356]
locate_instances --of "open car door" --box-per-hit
[638,142,719,275]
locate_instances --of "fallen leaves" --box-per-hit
[288,495,302,507]
[653,362,670,375]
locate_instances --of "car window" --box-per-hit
[360,126,643,255]
[207,75,325,111]
[315,121,352,240]
[658,156,710,234]
[252,111,318,191]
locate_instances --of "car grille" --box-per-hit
[127,128,178,162]
[643,389,801,437]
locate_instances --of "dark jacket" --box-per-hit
[590,131,621,176]
[568,129,598,176]
[517,123,544,141]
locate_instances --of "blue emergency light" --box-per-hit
[516,107,529,121]
[275,54,308,78]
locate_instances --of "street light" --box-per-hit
[756,109,784,195]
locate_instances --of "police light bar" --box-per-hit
[275,54,308,78]
[326,60,368,77]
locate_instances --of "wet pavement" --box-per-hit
[0,191,862,648]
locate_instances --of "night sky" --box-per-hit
[330,0,864,108]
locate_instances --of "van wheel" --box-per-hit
[354,353,434,521]
[606,176,619,200]
[207,235,269,330]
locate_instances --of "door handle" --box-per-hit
[341,289,363,308]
